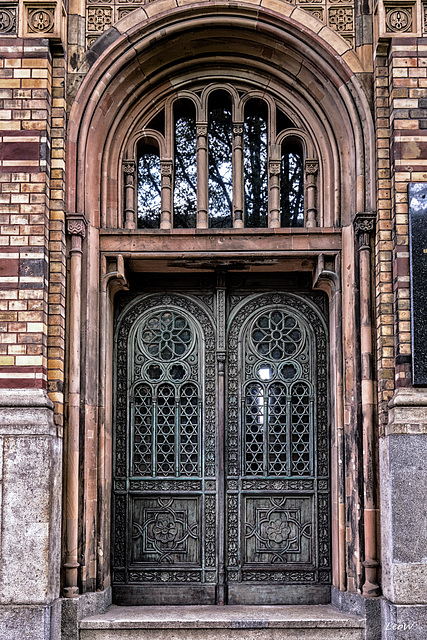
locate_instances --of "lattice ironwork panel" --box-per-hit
[113,293,217,601]
[226,292,330,595]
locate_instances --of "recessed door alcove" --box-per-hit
[112,275,330,605]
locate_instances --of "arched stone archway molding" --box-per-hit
[63,0,378,604]
[67,1,375,229]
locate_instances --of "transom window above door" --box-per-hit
[122,84,320,230]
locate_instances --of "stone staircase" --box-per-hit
[80,604,365,640]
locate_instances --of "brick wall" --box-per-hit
[388,38,427,390]
[375,43,395,435]
[374,37,427,432]
[0,38,65,425]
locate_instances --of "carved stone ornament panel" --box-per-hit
[21,1,65,42]
[27,7,54,32]
[376,0,420,37]
[385,6,413,31]
[0,6,17,34]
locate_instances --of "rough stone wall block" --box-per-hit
[0,389,62,640]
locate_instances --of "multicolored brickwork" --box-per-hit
[0,39,54,392]
[388,39,427,389]
[374,37,427,433]
[375,44,395,435]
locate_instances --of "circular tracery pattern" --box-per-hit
[138,311,193,360]
[251,310,303,360]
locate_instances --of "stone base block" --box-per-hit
[381,599,427,639]
[62,588,112,640]
[0,600,61,640]
[332,587,382,640]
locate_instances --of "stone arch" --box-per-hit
[67,0,374,230]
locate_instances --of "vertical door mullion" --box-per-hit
[286,389,292,476]
[152,392,157,477]
[175,388,180,477]
[263,383,268,475]
[216,275,226,604]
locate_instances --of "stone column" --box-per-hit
[64,213,87,599]
[233,124,244,228]
[380,388,427,638]
[269,159,281,228]
[123,161,136,229]
[305,160,318,228]
[0,390,62,639]
[196,124,208,229]
[160,160,173,229]
[354,212,380,598]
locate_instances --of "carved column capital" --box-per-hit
[66,213,88,239]
[160,161,173,177]
[269,160,281,177]
[354,212,376,249]
[305,159,319,175]
[123,160,136,175]
[196,124,208,137]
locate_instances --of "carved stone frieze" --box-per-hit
[27,7,54,32]
[296,0,355,46]
[0,6,17,33]
[328,6,354,32]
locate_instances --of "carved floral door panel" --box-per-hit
[112,288,330,605]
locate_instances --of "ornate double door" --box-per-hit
[112,285,330,605]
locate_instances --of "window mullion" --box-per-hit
[232,123,244,228]
[160,159,173,229]
[269,145,281,229]
[196,122,208,229]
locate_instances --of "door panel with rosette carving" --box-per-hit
[112,289,330,605]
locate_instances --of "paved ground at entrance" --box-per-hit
[80,604,364,640]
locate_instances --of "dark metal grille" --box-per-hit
[243,310,312,477]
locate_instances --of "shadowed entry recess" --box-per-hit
[112,278,330,605]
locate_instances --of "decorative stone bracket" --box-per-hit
[19,1,66,45]
[354,211,376,248]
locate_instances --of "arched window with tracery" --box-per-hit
[130,84,319,230]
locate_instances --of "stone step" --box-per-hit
[80,604,365,640]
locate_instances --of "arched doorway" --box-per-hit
[112,281,330,604]
[64,0,377,609]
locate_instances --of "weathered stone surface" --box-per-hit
[0,390,62,638]
[62,588,112,640]
[331,588,382,640]
[381,391,427,605]
[381,599,427,640]
[80,605,364,640]
[0,601,60,640]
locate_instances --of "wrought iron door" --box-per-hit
[112,289,330,605]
